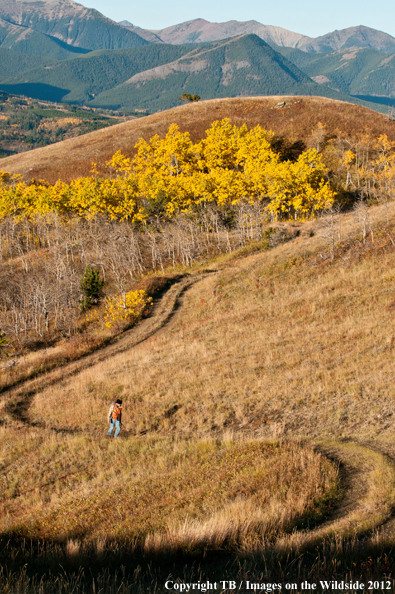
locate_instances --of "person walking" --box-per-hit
[107,398,122,438]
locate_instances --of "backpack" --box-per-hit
[111,403,122,421]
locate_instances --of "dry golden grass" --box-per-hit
[5,199,395,582]
[29,202,395,450]
[0,333,111,392]
[0,429,336,552]
[274,440,395,553]
[1,96,394,183]
[0,274,174,393]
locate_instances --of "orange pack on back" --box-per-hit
[112,403,122,421]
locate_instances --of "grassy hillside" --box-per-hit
[3,200,395,589]
[20,202,395,444]
[2,102,395,587]
[1,96,395,183]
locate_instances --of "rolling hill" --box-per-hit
[3,76,395,591]
[2,95,395,183]
[3,149,395,590]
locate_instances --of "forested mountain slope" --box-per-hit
[0,34,368,111]
[276,45,395,99]
[0,0,148,53]
[0,44,193,104]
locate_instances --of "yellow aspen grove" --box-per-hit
[102,290,152,328]
[0,120,337,222]
[342,150,356,189]
[197,119,249,172]
[133,124,198,219]
[369,135,395,205]
[288,149,335,217]
[106,150,132,178]
[247,149,335,220]
[195,120,277,206]
[334,134,395,204]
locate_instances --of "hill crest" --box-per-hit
[1,95,394,184]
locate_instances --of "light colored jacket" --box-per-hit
[108,402,122,422]
[108,403,115,422]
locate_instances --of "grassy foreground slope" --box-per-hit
[3,201,395,590]
[1,95,395,183]
[4,96,395,590]
[27,202,395,447]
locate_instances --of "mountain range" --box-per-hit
[276,45,395,103]
[143,19,395,54]
[0,0,395,114]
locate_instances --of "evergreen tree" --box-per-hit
[0,328,10,355]
[80,265,104,311]
[178,93,201,102]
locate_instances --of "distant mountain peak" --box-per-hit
[149,19,308,47]
[0,0,149,50]
[145,18,395,54]
[297,24,395,53]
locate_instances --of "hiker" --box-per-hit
[107,398,122,438]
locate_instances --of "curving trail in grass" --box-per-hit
[273,440,395,553]
[1,272,215,430]
[2,263,395,552]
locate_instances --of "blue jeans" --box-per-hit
[107,419,121,437]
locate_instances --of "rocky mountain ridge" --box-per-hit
[143,19,395,54]
[0,0,149,50]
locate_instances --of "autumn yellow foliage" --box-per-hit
[86,289,152,329]
[0,119,336,222]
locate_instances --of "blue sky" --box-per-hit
[83,0,395,38]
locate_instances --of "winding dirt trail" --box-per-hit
[2,267,395,545]
[279,440,395,550]
[2,272,214,427]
